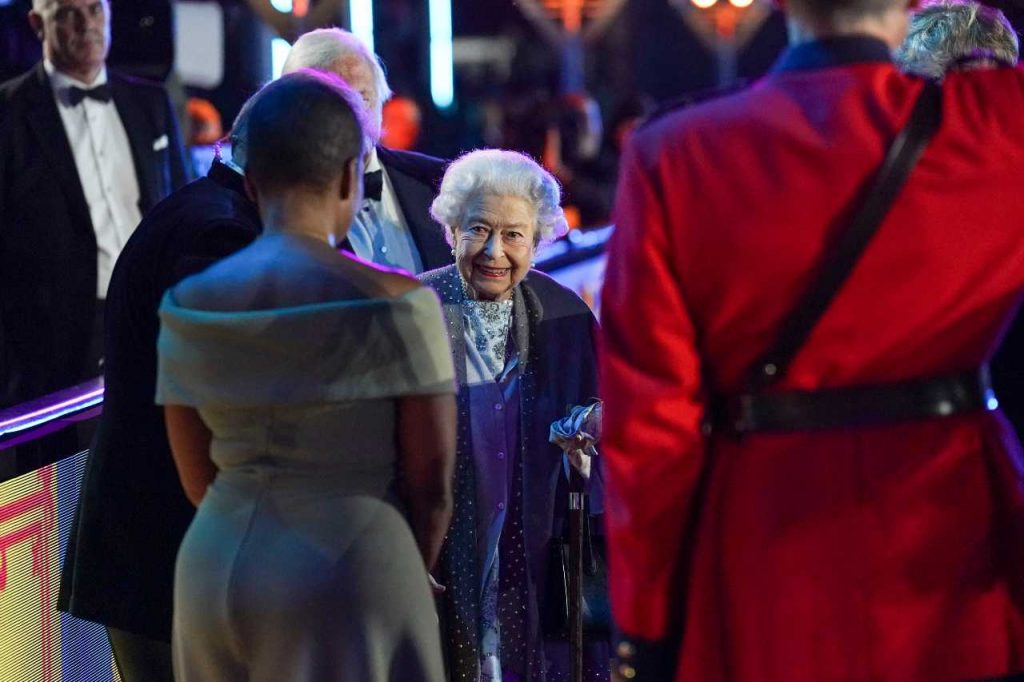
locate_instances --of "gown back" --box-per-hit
[156,270,454,681]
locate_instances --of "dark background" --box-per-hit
[2,0,1022,157]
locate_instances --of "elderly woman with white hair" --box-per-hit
[420,149,609,682]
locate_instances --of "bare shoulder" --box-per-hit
[336,252,425,299]
[375,269,423,298]
[172,268,223,309]
[169,244,265,310]
[357,268,423,300]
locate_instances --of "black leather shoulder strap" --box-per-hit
[747,80,943,390]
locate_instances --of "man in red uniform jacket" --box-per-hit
[600,0,1024,679]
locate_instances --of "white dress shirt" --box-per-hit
[45,61,142,298]
[347,148,425,274]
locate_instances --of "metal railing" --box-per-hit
[0,378,103,453]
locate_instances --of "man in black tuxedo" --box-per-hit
[58,106,260,681]
[283,28,454,274]
[0,0,188,416]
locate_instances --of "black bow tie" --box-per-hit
[67,83,112,106]
[363,170,383,202]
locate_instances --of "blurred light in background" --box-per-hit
[270,0,293,80]
[175,2,226,89]
[691,0,718,8]
[271,38,291,79]
[350,0,376,54]
[729,0,754,7]
[429,0,454,110]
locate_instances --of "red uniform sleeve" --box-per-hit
[600,137,706,641]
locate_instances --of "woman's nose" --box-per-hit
[483,233,503,259]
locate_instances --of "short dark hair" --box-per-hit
[245,69,367,194]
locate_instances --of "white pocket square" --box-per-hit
[152,134,168,151]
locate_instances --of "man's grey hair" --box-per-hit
[33,0,110,15]
[430,149,568,246]
[282,28,391,144]
[896,0,1019,78]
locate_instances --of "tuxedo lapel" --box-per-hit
[25,64,92,239]
[110,75,158,213]
[208,160,261,227]
[377,148,452,270]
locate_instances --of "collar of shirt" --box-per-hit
[222,156,245,176]
[365,146,382,175]
[44,59,110,107]
[771,36,893,75]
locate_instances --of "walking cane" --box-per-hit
[568,452,586,682]
[550,401,602,682]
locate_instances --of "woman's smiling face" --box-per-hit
[453,193,537,301]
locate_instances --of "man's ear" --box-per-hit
[28,11,44,41]
[339,157,359,201]
[243,175,258,203]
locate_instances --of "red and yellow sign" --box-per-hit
[0,466,60,680]
[0,453,119,681]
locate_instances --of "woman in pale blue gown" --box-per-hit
[155,71,455,681]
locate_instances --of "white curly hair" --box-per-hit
[430,149,568,246]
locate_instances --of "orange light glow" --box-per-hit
[540,0,610,32]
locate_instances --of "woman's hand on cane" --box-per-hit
[566,443,595,480]
[428,573,446,594]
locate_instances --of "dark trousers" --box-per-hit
[107,626,174,682]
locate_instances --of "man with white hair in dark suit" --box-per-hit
[283,28,453,274]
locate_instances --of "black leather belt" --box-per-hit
[712,367,997,435]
